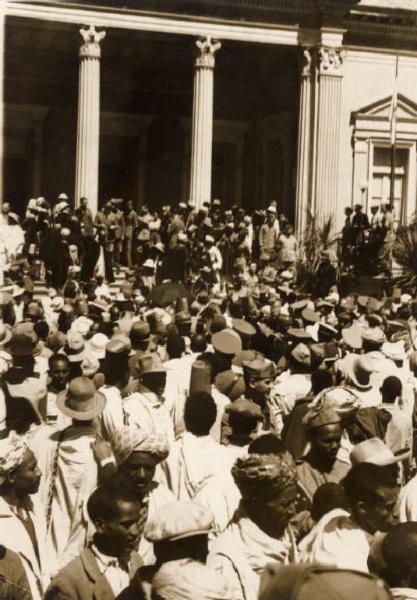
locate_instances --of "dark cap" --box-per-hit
[130,321,151,343]
[243,358,275,380]
[215,370,246,400]
[226,397,263,420]
[259,564,391,600]
[232,318,256,339]
[212,329,242,356]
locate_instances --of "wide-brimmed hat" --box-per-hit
[81,354,101,378]
[56,377,105,421]
[50,296,64,311]
[347,356,374,390]
[130,321,150,344]
[64,330,86,363]
[342,324,362,350]
[362,327,386,346]
[291,343,311,367]
[350,437,411,466]
[9,333,36,356]
[89,333,108,359]
[382,340,406,362]
[143,258,156,270]
[136,352,165,376]
[71,316,93,338]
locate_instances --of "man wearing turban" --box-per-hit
[0,432,48,600]
[104,426,175,565]
[208,452,298,600]
[296,407,350,503]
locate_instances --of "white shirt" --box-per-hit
[91,544,130,597]
[123,390,175,444]
[99,386,125,440]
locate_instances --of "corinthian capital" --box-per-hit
[79,25,106,59]
[195,36,221,69]
[318,46,344,76]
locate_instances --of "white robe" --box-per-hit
[299,508,371,573]
[29,424,99,577]
[208,505,298,600]
[160,432,235,500]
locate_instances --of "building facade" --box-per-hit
[3,0,417,232]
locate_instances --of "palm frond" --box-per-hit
[295,210,339,292]
[392,222,417,291]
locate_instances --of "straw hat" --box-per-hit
[57,377,105,421]
[347,356,375,390]
[350,438,410,466]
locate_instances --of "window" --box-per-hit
[352,94,417,226]
[370,146,408,226]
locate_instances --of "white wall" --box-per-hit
[337,49,417,230]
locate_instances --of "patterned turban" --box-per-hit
[232,452,296,501]
[111,426,169,466]
[152,559,235,600]
[0,432,29,485]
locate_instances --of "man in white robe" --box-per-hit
[208,452,299,600]
[299,461,400,573]
[161,392,236,501]
[29,377,106,577]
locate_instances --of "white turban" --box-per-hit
[0,432,29,484]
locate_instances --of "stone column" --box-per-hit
[189,36,221,209]
[0,4,4,207]
[74,25,106,214]
[295,48,312,237]
[314,45,344,221]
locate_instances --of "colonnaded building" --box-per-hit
[3,0,417,232]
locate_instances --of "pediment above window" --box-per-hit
[352,93,417,140]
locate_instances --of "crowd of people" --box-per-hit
[0,193,416,599]
[342,203,396,275]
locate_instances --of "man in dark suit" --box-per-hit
[45,484,145,600]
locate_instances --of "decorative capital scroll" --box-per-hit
[299,47,312,78]
[318,46,345,76]
[79,25,106,59]
[195,36,221,69]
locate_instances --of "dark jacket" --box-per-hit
[45,548,145,600]
[0,545,33,600]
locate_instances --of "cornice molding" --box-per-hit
[5,1,299,46]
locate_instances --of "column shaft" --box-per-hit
[189,37,221,209]
[0,4,4,206]
[74,26,105,215]
[295,48,312,236]
[314,46,344,221]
